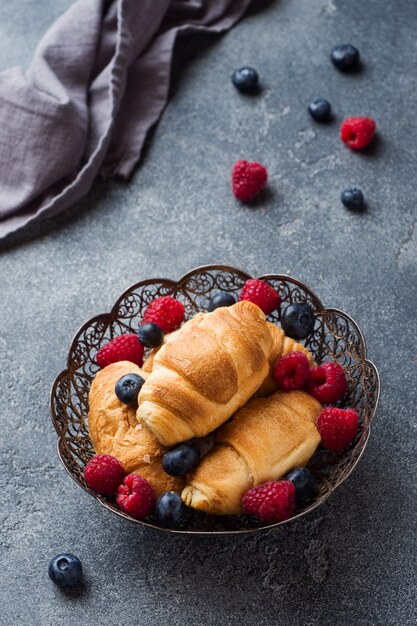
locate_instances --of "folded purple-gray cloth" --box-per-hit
[0,0,252,239]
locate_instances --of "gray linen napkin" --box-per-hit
[0,0,252,240]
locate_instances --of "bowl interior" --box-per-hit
[50,265,380,534]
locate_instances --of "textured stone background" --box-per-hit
[1,0,416,624]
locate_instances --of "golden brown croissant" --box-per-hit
[142,317,313,398]
[137,301,274,446]
[142,349,157,373]
[88,361,184,496]
[255,323,314,397]
[181,390,321,515]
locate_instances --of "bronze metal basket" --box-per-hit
[50,264,380,535]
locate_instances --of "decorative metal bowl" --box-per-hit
[50,265,380,535]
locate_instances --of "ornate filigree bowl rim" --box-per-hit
[50,264,380,536]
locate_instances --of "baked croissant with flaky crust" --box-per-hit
[137,301,274,446]
[88,361,184,496]
[181,390,321,515]
[142,317,313,399]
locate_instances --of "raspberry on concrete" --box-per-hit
[232,160,268,201]
[340,117,376,150]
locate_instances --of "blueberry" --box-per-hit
[331,44,360,72]
[308,98,331,122]
[341,188,365,211]
[115,373,145,406]
[285,468,315,505]
[207,292,236,312]
[163,442,200,476]
[138,322,164,348]
[48,553,83,588]
[281,303,315,339]
[231,67,259,93]
[193,432,215,458]
[155,491,185,527]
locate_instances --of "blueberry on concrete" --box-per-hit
[48,554,83,588]
[231,67,259,93]
[308,98,332,122]
[341,188,365,211]
[331,44,360,71]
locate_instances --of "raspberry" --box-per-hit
[242,480,296,523]
[317,407,359,452]
[305,361,347,404]
[116,473,155,519]
[239,279,281,315]
[273,352,310,390]
[232,160,268,201]
[141,296,185,333]
[340,116,376,150]
[84,455,125,496]
[96,333,144,368]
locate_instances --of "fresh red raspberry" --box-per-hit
[96,333,144,368]
[273,352,310,390]
[243,480,296,523]
[239,278,281,315]
[84,455,125,496]
[305,361,347,404]
[141,296,185,333]
[340,116,376,150]
[317,407,359,452]
[232,160,268,201]
[116,473,155,519]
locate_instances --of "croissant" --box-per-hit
[256,323,314,397]
[181,390,321,515]
[137,301,274,446]
[142,318,313,398]
[88,361,184,496]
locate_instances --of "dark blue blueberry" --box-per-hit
[193,432,215,458]
[115,373,145,406]
[341,188,365,211]
[138,322,164,349]
[207,292,236,312]
[163,442,200,476]
[231,67,259,93]
[331,44,360,72]
[308,98,332,122]
[285,468,315,505]
[155,491,185,527]
[281,303,315,339]
[48,553,83,588]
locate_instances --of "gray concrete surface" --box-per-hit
[1,0,416,624]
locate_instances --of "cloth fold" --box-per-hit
[0,0,252,240]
